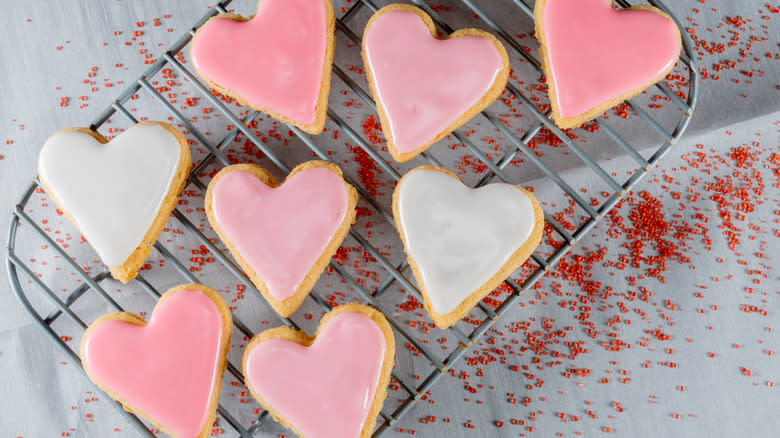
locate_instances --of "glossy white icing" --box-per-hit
[38,124,182,267]
[397,168,535,315]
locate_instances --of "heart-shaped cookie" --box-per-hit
[393,166,544,328]
[37,121,190,283]
[362,4,509,162]
[535,0,681,129]
[243,304,394,438]
[190,0,335,134]
[205,161,357,317]
[81,284,232,438]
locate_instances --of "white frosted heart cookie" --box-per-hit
[38,121,191,283]
[392,166,544,328]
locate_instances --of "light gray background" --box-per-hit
[1,0,778,437]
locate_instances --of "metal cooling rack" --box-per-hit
[6,0,698,436]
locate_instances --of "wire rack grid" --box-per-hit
[6,0,698,436]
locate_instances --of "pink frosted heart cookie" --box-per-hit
[81,284,232,438]
[37,121,191,283]
[190,0,335,134]
[362,4,510,162]
[243,304,395,438]
[205,161,357,317]
[535,0,682,129]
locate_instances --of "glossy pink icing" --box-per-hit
[190,0,327,125]
[82,289,224,438]
[211,166,349,301]
[542,0,680,118]
[363,10,503,153]
[245,312,386,438]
